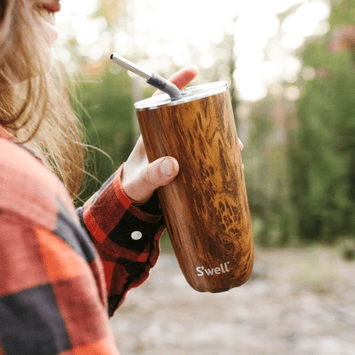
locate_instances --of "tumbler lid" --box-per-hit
[134,81,228,111]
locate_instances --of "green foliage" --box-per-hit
[246,0,355,246]
[244,95,297,247]
[72,66,136,203]
[289,1,355,242]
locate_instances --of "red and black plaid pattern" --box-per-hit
[0,129,166,354]
[79,166,165,315]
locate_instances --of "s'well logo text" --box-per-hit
[196,262,231,277]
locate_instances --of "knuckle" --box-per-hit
[141,166,158,189]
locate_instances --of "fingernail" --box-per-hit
[161,158,174,176]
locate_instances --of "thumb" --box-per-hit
[146,157,179,188]
[124,157,179,205]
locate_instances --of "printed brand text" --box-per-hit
[196,262,231,277]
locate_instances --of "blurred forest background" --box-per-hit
[59,0,355,253]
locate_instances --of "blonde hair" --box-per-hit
[0,0,85,199]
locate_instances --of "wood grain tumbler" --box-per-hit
[134,82,253,293]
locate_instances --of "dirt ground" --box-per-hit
[110,245,355,355]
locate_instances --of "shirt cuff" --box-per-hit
[78,165,165,264]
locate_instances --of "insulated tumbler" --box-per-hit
[134,82,253,292]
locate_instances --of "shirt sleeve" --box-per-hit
[76,164,166,316]
[0,138,120,354]
[0,210,120,355]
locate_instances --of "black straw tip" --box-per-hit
[110,54,114,60]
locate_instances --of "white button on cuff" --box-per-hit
[131,231,143,240]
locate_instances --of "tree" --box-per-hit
[289,0,355,241]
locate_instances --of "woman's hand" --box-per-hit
[121,66,243,206]
[121,66,198,205]
[121,135,180,206]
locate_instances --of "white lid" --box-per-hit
[134,81,228,111]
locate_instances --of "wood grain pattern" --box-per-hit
[137,90,253,292]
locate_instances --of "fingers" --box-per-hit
[122,66,245,206]
[143,157,179,189]
[166,65,199,90]
[122,157,179,205]
[153,65,198,96]
[238,138,244,151]
[123,136,244,205]
[238,139,244,170]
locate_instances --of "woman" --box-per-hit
[0,0,242,354]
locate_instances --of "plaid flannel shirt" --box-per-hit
[0,127,165,354]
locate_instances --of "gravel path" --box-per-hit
[110,247,355,355]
